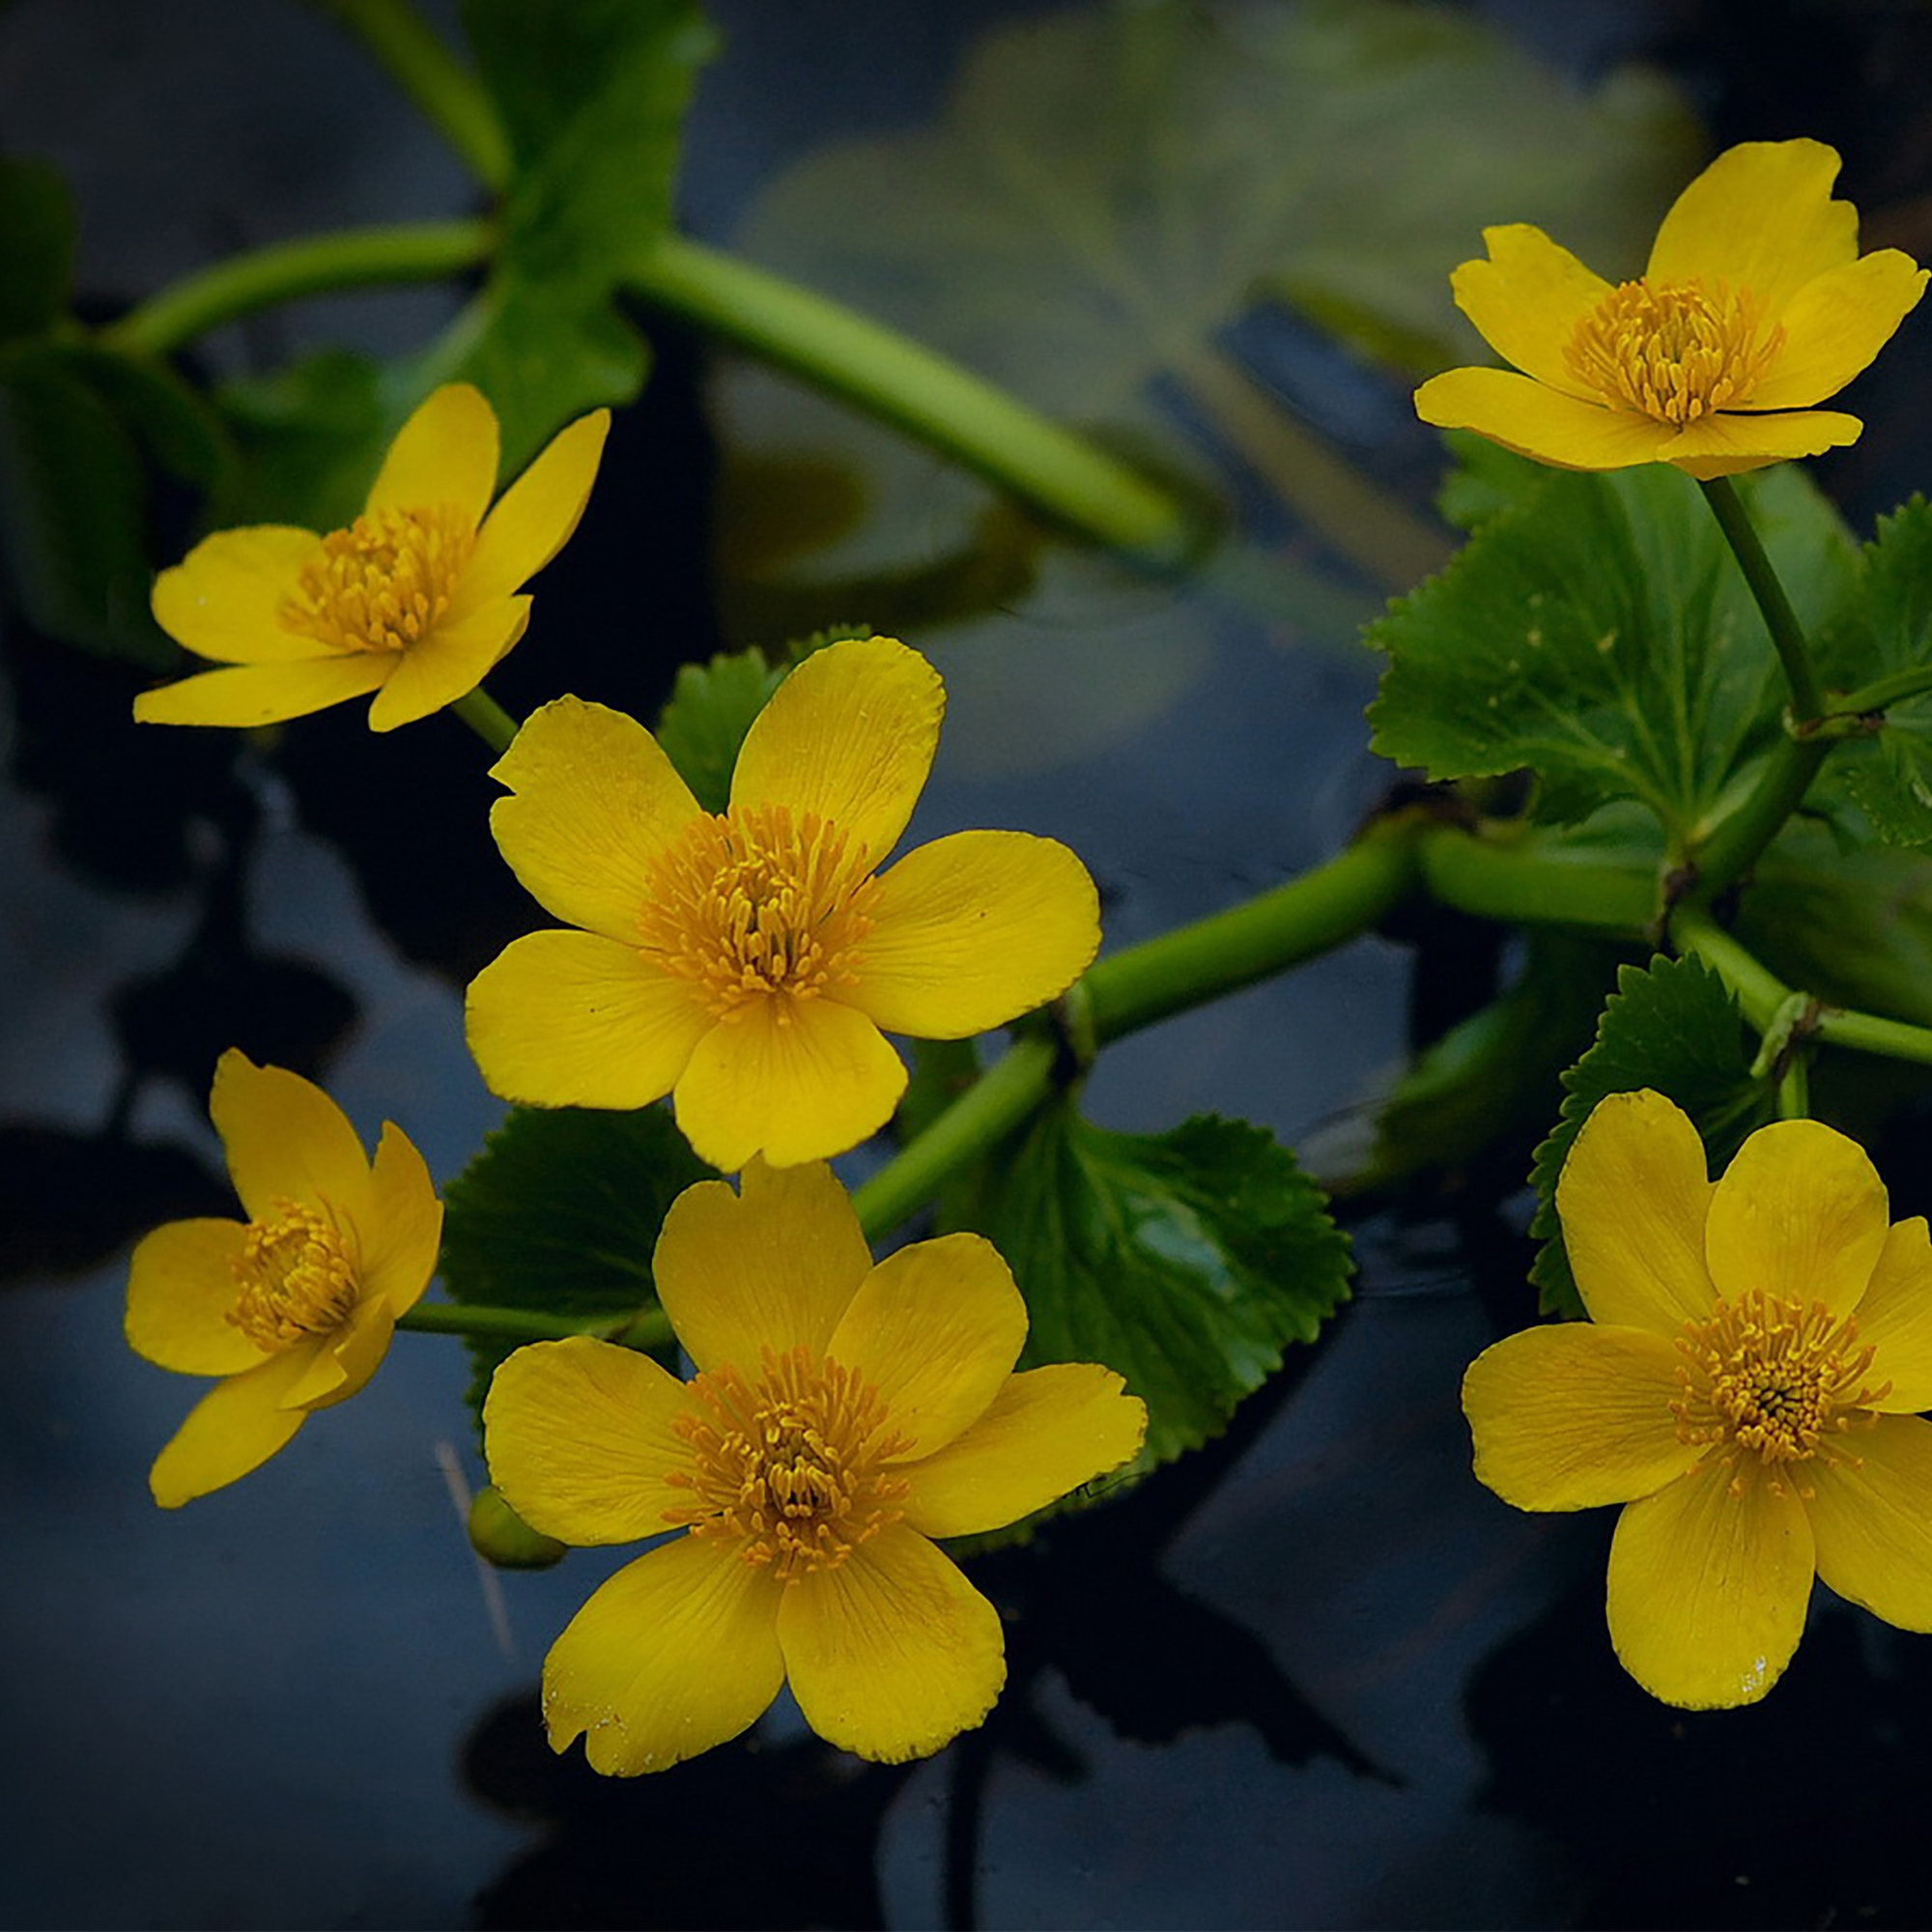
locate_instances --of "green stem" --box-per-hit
[1416,825,1658,936]
[1688,737,1831,899]
[1833,664,1932,717]
[623,236,1202,568]
[398,1302,672,1349]
[1699,474,1822,724]
[307,0,511,190]
[450,683,520,754]
[101,219,494,360]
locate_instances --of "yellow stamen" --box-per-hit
[1565,278,1784,425]
[281,504,472,654]
[635,803,879,1021]
[665,1345,913,1582]
[228,1199,359,1351]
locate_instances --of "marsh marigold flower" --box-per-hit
[464,635,1100,1170]
[1415,139,1927,478]
[1463,1089,1932,1707]
[136,384,609,730]
[483,1157,1146,1773]
[126,1050,441,1506]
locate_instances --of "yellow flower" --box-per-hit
[1415,139,1927,478]
[126,1049,442,1506]
[135,384,610,730]
[483,1158,1146,1773]
[464,635,1101,1170]
[1463,1089,1932,1708]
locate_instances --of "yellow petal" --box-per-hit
[730,637,943,868]
[209,1050,373,1230]
[1413,367,1675,470]
[777,1524,1004,1763]
[1657,408,1862,479]
[282,1292,395,1410]
[151,526,327,664]
[148,1345,319,1507]
[1849,1217,1932,1414]
[1462,1322,1704,1510]
[1449,223,1611,396]
[1647,139,1858,322]
[1742,251,1928,410]
[543,1534,785,1775]
[465,929,711,1110]
[1605,1460,1813,1708]
[132,654,391,728]
[125,1217,261,1376]
[1556,1090,1716,1333]
[488,696,702,940]
[484,1337,699,1543]
[839,831,1099,1039]
[672,996,907,1170]
[827,1234,1026,1459]
[901,1363,1147,1538]
[1806,1414,1932,1631]
[364,596,530,732]
[363,382,497,532]
[653,1159,871,1374]
[1705,1117,1889,1320]
[358,1123,441,1317]
[450,409,611,618]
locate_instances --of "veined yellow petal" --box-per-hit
[450,409,611,618]
[485,1337,699,1543]
[358,1123,441,1318]
[1647,139,1858,322]
[1449,224,1611,397]
[1605,1460,1813,1708]
[148,1345,319,1507]
[1658,408,1862,479]
[1705,1118,1889,1320]
[488,697,702,940]
[132,653,391,728]
[1462,1322,1704,1510]
[282,1293,395,1410]
[151,526,327,664]
[543,1535,785,1775]
[901,1363,1146,1538]
[465,929,711,1110]
[652,1160,871,1375]
[1742,251,1928,411]
[125,1217,261,1376]
[777,1523,1004,1763]
[209,1050,373,1231]
[1807,1414,1932,1631]
[363,383,497,533]
[1556,1090,1716,1333]
[839,830,1099,1039]
[672,996,907,1170]
[1413,367,1676,470]
[827,1234,1026,1459]
[364,596,530,732]
[729,637,943,869]
[1848,1217,1932,1414]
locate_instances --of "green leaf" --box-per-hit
[1528,954,1771,1319]
[0,156,73,341]
[1368,463,1858,840]
[213,349,396,529]
[651,646,783,812]
[1815,495,1932,691]
[1835,733,1932,850]
[964,1102,1351,1467]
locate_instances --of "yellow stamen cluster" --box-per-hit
[635,803,879,1021]
[227,1199,359,1351]
[281,503,472,654]
[665,1345,913,1581]
[1672,1290,1889,1491]
[1565,278,1784,425]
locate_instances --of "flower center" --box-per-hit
[636,802,879,1020]
[665,1346,913,1582]
[1672,1290,1889,1476]
[227,1199,360,1351]
[280,504,472,654]
[1564,278,1783,425]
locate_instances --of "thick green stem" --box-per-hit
[623,236,1201,568]
[102,220,494,360]
[1688,737,1831,899]
[1834,664,1932,717]
[1699,474,1822,724]
[450,683,520,754]
[1668,905,1789,1030]
[307,0,510,190]
[1416,825,1658,936]
[398,1302,672,1349]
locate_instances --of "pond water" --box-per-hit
[7,2,1932,1927]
